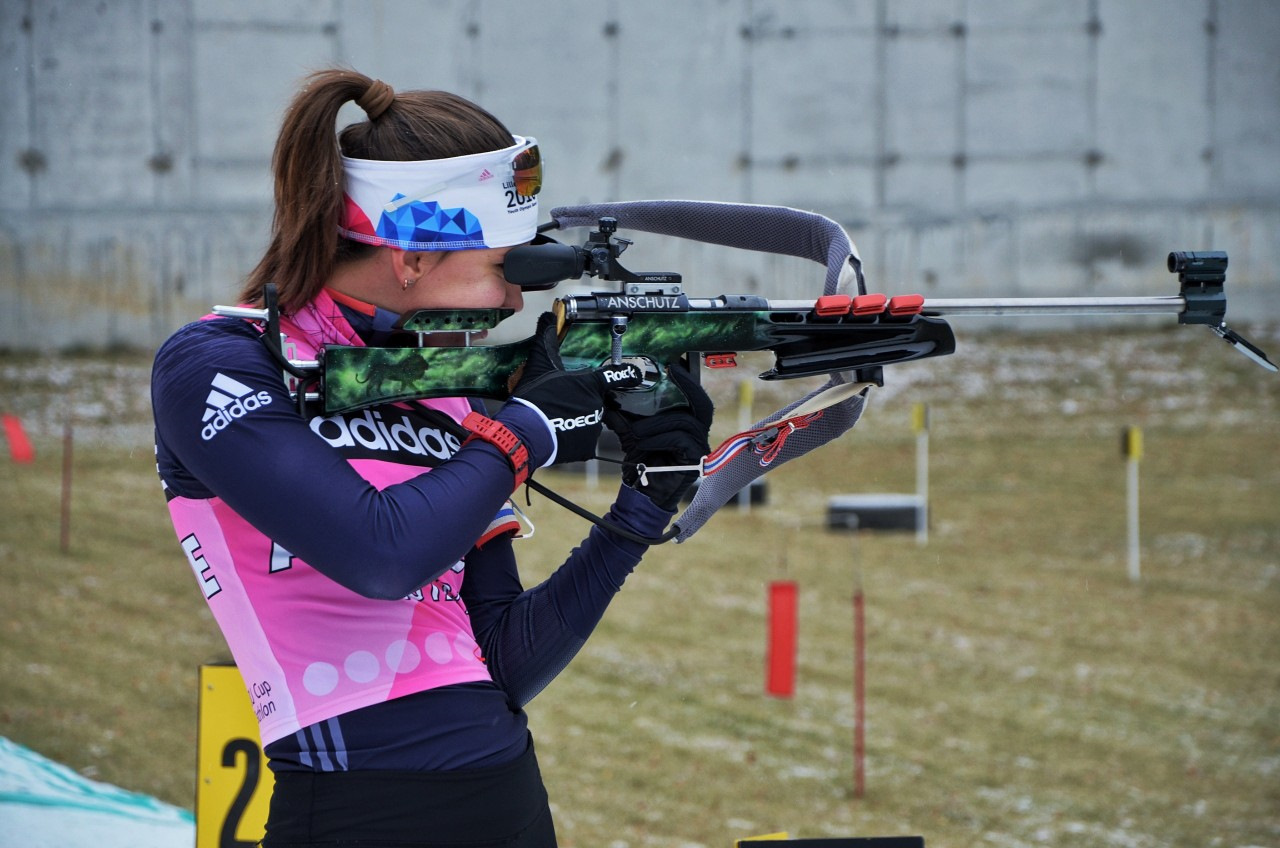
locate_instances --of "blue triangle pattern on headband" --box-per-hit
[434,207,481,236]
[377,195,486,246]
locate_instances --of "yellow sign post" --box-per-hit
[1123,426,1143,582]
[911,403,930,545]
[197,664,273,848]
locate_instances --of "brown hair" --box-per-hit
[239,68,514,311]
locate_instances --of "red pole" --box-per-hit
[853,587,866,798]
[60,420,73,553]
[766,581,798,697]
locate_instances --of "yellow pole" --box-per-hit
[912,403,929,545]
[1125,426,1143,582]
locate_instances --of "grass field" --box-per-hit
[1,323,1277,847]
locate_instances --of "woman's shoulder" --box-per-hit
[154,315,269,371]
[158,314,262,353]
[151,315,278,397]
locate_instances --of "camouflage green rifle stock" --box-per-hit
[320,290,957,415]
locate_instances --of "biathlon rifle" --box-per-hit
[301,215,959,417]
[214,201,1274,541]
[218,214,1274,417]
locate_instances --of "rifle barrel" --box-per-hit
[767,295,1187,317]
[921,295,1186,316]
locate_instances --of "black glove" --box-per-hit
[510,312,641,466]
[604,360,714,510]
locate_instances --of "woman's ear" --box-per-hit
[390,249,441,286]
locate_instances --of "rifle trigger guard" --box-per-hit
[610,315,628,365]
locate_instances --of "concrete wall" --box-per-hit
[1,0,1277,349]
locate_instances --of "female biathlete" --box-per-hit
[151,68,711,847]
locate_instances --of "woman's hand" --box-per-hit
[508,312,641,466]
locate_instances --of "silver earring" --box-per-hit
[402,277,415,291]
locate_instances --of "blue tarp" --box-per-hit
[0,736,194,847]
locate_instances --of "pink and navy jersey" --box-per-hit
[157,293,511,744]
[152,291,671,770]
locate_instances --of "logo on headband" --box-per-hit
[380,195,486,247]
[343,194,488,249]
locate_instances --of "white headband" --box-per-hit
[339,135,539,251]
